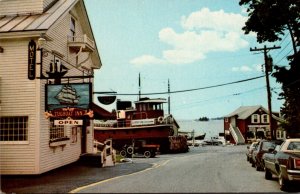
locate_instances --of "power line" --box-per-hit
[94,75,265,95]
[172,86,266,111]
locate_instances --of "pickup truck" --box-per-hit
[263,138,300,190]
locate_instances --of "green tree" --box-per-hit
[239,0,300,137]
[239,0,299,53]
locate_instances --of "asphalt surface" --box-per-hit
[1,160,151,193]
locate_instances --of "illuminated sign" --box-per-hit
[28,40,36,80]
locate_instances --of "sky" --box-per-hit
[84,0,293,120]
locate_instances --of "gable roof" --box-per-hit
[224,105,264,119]
[224,105,283,122]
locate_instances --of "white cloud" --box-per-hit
[231,64,264,72]
[130,55,166,66]
[181,8,247,33]
[232,65,252,72]
[130,8,249,66]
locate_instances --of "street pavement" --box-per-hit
[2,145,300,193]
[1,160,151,193]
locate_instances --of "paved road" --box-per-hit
[71,145,293,193]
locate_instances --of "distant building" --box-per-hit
[223,105,285,144]
[0,0,103,174]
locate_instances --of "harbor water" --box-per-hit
[177,119,224,140]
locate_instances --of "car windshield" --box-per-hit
[287,142,300,151]
[250,143,257,149]
[261,142,276,151]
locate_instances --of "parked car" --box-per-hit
[246,142,258,163]
[263,138,300,190]
[251,139,283,171]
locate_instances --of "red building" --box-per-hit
[223,105,284,144]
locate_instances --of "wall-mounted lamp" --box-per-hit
[0,46,3,53]
[37,37,46,49]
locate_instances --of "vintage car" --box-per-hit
[263,138,300,190]
[120,140,160,158]
[251,139,283,171]
[246,141,258,163]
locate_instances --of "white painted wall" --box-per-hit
[0,1,99,175]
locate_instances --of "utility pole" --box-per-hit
[250,45,280,140]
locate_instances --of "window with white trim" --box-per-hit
[49,120,67,142]
[251,114,260,123]
[70,17,75,41]
[261,114,269,123]
[0,116,28,141]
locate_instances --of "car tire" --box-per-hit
[120,150,127,157]
[256,162,261,171]
[278,170,288,191]
[144,151,151,158]
[127,146,133,155]
[265,168,272,180]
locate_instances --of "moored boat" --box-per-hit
[94,97,188,153]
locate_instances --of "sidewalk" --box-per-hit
[1,161,151,193]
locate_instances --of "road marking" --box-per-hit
[69,159,170,193]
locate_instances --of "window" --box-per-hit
[261,114,269,123]
[49,120,66,142]
[251,114,260,123]
[0,116,28,141]
[70,17,75,40]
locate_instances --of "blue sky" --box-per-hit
[84,0,293,120]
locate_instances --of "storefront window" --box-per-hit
[49,120,66,141]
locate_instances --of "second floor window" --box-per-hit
[261,114,269,123]
[251,114,260,123]
[70,17,75,40]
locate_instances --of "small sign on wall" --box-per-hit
[54,119,83,125]
[28,40,36,80]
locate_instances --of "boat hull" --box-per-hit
[94,124,173,153]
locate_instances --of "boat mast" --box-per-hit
[168,79,170,115]
[138,73,141,101]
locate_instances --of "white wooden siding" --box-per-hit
[0,0,98,175]
[39,7,94,173]
[0,38,38,174]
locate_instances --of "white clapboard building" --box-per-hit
[0,0,102,174]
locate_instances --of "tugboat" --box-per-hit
[94,97,188,153]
